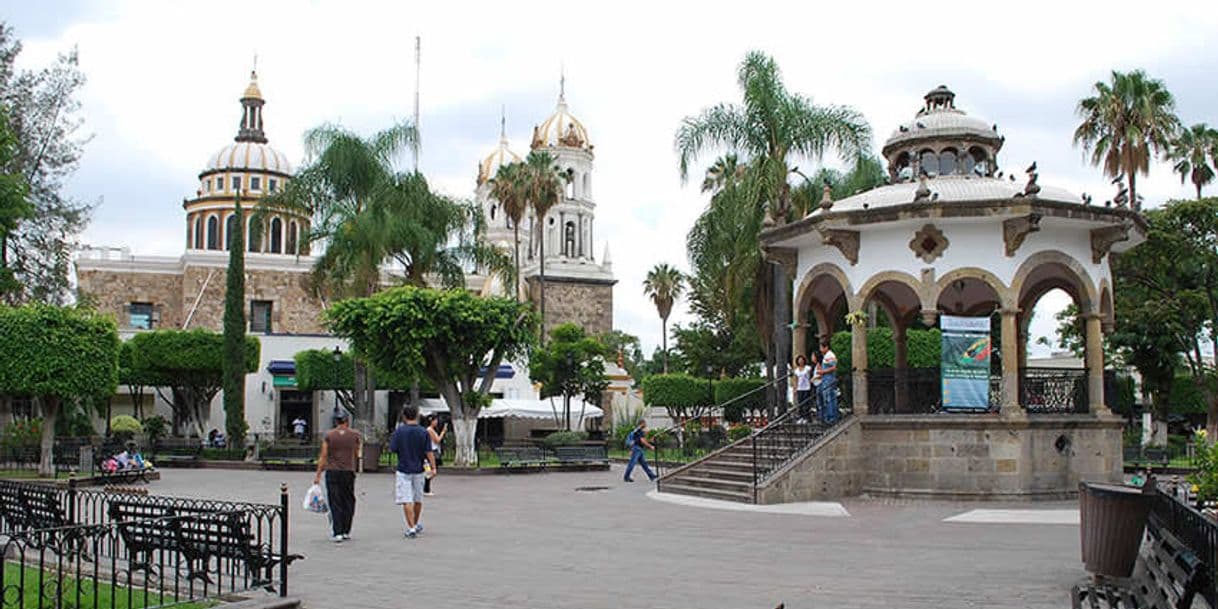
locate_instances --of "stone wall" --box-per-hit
[757,417,865,503]
[860,414,1123,499]
[529,277,614,337]
[77,269,184,329]
[180,265,325,333]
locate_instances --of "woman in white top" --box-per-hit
[424,416,447,496]
[792,354,815,421]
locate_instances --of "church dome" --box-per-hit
[478,133,521,185]
[200,70,293,177]
[532,90,591,150]
[881,86,1004,182]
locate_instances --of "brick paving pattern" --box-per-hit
[152,467,1085,609]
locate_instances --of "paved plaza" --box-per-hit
[153,467,1086,609]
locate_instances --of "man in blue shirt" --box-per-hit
[387,404,436,538]
[624,419,658,482]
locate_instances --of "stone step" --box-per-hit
[658,482,752,503]
[694,466,755,480]
[666,474,753,491]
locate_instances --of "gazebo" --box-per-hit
[757,85,1145,498]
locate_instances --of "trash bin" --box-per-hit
[1079,480,1155,578]
[362,442,382,473]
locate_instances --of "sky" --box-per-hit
[3,0,1218,358]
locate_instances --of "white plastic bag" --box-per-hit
[303,483,328,514]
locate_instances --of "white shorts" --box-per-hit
[395,471,426,504]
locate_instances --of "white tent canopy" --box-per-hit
[419,397,603,424]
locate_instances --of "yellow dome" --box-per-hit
[242,70,263,100]
[532,98,590,150]
[478,135,522,185]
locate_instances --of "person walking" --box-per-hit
[817,341,839,424]
[313,411,361,542]
[623,419,658,482]
[792,354,815,422]
[388,404,436,538]
[424,416,447,497]
[292,416,307,442]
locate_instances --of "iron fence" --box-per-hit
[1150,480,1218,607]
[0,479,297,600]
[863,367,1089,415]
[750,410,848,501]
[1021,367,1088,414]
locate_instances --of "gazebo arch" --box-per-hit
[794,262,854,362]
[933,267,1012,313]
[1012,250,1097,315]
[858,272,929,414]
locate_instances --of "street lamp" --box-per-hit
[332,347,342,428]
[564,351,574,430]
[706,363,715,434]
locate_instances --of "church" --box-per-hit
[72,69,627,441]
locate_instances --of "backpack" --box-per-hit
[626,429,638,449]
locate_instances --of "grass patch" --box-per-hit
[0,469,74,479]
[2,563,215,608]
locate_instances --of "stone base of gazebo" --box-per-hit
[755,413,1122,503]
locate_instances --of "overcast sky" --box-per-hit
[4,0,1218,358]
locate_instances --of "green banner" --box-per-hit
[940,315,991,410]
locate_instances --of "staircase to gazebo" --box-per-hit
[657,412,846,503]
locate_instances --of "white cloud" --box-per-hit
[6,0,1218,355]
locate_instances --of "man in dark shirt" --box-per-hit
[313,411,361,542]
[388,404,436,538]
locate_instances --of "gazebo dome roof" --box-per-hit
[813,175,1079,215]
[881,85,1003,162]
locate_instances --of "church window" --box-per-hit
[250,176,261,191]
[920,150,938,177]
[270,218,283,254]
[250,300,273,333]
[287,221,298,254]
[205,179,211,193]
[194,217,203,249]
[206,215,220,250]
[939,149,957,176]
[564,221,576,257]
[128,302,154,330]
[233,176,242,192]
[216,177,225,191]
[225,214,239,250]
[268,178,278,193]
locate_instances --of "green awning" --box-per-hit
[272,375,297,388]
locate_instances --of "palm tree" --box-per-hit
[675,51,871,413]
[1168,123,1218,200]
[1073,70,1180,211]
[489,162,530,300]
[522,150,565,335]
[643,263,686,373]
[260,122,417,437]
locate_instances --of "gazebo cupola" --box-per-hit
[881,85,1004,183]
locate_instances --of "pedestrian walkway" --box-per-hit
[151,467,1086,609]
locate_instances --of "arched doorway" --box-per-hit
[859,275,927,414]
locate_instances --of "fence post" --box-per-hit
[67,475,77,524]
[279,482,289,597]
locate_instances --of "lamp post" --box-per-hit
[706,364,715,449]
[332,346,342,428]
[564,351,574,431]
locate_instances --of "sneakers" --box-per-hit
[623,478,634,483]
[331,534,344,543]
[413,523,424,535]
[404,528,417,539]
[424,491,435,497]
[340,534,351,541]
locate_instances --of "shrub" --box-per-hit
[613,424,635,449]
[1189,430,1218,501]
[110,415,143,440]
[143,415,168,446]
[714,377,766,423]
[830,328,942,370]
[728,425,752,442]
[542,430,588,449]
[643,374,711,422]
[0,418,41,448]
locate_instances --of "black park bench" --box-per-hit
[554,445,609,466]
[259,445,317,469]
[108,500,303,592]
[1072,524,1211,609]
[494,446,547,469]
[152,438,203,467]
[0,481,94,555]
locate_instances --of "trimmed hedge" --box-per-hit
[714,377,766,423]
[829,328,942,370]
[542,430,588,449]
[642,374,711,408]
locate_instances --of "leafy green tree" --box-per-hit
[0,108,30,300]
[0,24,93,304]
[642,263,685,373]
[326,286,537,466]
[294,348,420,417]
[1168,123,1218,200]
[222,195,247,446]
[1073,69,1180,211]
[127,329,259,439]
[670,320,759,379]
[0,304,118,475]
[523,151,565,333]
[599,329,645,384]
[489,161,530,299]
[714,377,766,423]
[791,154,888,218]
[642,373,712,426]
[118,340,162,420]
[676,50,870,412]
[529,323,608,430]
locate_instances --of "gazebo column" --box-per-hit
[1083,313,1109,414]
[1000,308,1025,416]
[851,321,868,415]
[893,322,909,413]
[792,323,808,363]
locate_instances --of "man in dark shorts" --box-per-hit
[313,411,361,542]
[388,404,436,538]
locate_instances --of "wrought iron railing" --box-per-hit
[750,410,848,502]
[1021,367,1088,414]
[0,479,297,599]
[1150,481,1218,607]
